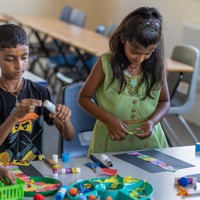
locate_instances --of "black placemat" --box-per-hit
[19,164,43,177]
[113,149,195,173]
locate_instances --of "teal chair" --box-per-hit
[162,44,200,146]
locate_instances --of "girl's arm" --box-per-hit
[136,72,170,139]
[78,58,128,141]
[149,72,170,124]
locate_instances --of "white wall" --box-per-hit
[0,0,60,16]
[56,0,200,56]
[1,0,200,56]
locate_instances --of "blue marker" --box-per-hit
[54,185,68,200]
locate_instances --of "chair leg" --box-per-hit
[162,118,181,146]
[178,115,199,143]
[29,56,47,78]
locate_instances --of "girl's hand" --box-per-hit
[135,120,154,139]
[106,116,128,141]
[49,104,71,123]
[14,99,42,118]
[0,167,16,185]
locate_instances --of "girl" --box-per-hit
[78,7,170,155]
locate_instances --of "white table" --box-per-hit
[92,145,200,200]
[21,145,200,200]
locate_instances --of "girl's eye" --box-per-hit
[130,50,137,54]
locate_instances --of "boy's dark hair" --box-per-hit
[109,7,164,99]
[0,24,29,50]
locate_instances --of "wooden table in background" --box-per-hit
[165,57,193,72]
[6,14,109,57]
[5,14,194,73]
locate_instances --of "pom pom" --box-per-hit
[106,196,113,200]
[33,194,46,200]
[88,194,96,199]
[178,177,189,187]
[68,187,78,196]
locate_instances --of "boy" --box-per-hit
[0,24,74,162]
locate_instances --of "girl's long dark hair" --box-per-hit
[109,7,164,99]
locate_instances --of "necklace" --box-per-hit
[125,72,143,96]
[129,64,139,72]
[0,78,24,106]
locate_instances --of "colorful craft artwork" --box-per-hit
[23,176,61,195]
[128,151,178,172]
[2,163,61,196]
[1,160,30,166]
[4,164,30,181]
[101,168,118,176]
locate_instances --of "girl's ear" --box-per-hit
[120,35,126,44]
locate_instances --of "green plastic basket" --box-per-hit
[0,178,26,200]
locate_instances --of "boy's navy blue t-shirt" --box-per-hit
[0,78,54,161]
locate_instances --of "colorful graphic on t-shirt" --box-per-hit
[0,112,42,162]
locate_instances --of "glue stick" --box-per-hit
[43,100,57,114]
[61,167,81,174]
[52,154,59,178]
[54,185,67,200]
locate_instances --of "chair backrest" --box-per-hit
[68,8,87,27]
[61,82,96,157]
[105,23,118,37]
[167,44,200,114]
[59,5,72,22]
[95,25,107,35]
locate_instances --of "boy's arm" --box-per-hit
[48,104,74,141]
[53,118,74,141]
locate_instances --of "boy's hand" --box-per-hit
[14,99,42,118]
[49,104,71,123]
[0,167,16,185]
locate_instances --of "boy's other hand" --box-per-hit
[49,103,71,123]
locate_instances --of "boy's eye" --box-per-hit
[22,56,28,60]
[6,58,14,62]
